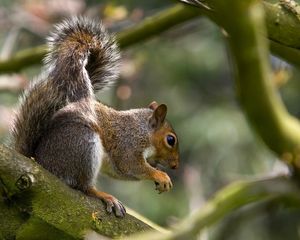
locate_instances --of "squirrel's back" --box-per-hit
[12,17,120,157]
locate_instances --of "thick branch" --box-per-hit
[270,39,300,67]
[264,1,300,48]
[206,0,300,172]
[0,144,155,239]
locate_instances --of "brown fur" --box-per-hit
[94,101,179,193]
[150,122,179,169]
[12,18,179,217]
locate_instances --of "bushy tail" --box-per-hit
[11,17,120,157]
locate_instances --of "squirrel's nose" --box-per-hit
[170,163,178,169]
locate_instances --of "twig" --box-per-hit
[126,176,300,240]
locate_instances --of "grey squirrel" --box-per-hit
[11,17,179,218]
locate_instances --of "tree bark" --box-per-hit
[0,144,155,239]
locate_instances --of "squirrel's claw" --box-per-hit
[117,200,127,216]
[102,196,126,218]
[114,200,126,217]
[105,199,113,214]
[87,188,126,218]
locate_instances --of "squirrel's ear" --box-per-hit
[148,101,159,110]
[149,104,167,129]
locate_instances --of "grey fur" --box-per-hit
[11,17,121,193]
[35,105,101,191]
[45,16,120,92]
[11,17,120,158]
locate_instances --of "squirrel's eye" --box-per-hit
[166,134,176,147]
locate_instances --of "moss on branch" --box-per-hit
[0,144,154,239]
[265,1,300,48]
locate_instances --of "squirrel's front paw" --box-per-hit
[154,171,173,193]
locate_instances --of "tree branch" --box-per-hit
[126,176,300,240]
[0,45,46,74]
[123,0,300,237]
[0,1,299,74]
[0,144,157,239]
[264,1,300,48]
[205,0,300,174]
[270,39,300,67]
[0,5,203,74]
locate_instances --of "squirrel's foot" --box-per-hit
[87,187,126,218]
[153,170,173,193]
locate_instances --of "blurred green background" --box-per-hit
[0,0,300,239]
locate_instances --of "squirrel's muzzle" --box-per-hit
[170,162,179,169]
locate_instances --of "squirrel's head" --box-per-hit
[147,101,179,170]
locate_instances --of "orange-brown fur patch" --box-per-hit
[150,122,179,169]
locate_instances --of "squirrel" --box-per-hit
[11,17,179,218]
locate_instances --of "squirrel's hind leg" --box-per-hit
[35,114,126,217]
